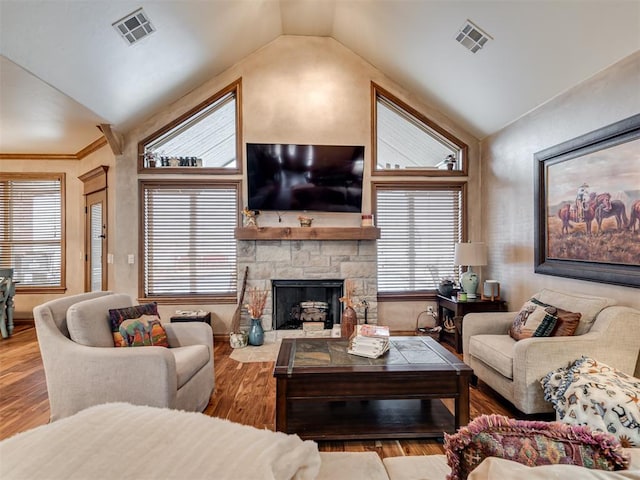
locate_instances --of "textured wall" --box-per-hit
[481,51,640,311]
[117,36,479,333]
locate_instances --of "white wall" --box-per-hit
[115,36,480,333]
[481,51,640,311]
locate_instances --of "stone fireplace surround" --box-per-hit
[237,238,378,331]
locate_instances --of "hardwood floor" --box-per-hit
[0,325,551,457]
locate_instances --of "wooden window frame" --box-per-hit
[0,172,66,294]
[371,82,469,176]
[138,179,241,304]
[372,181,467,302]
[137,79,243,175]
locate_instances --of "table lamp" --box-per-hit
[454,242,487,299]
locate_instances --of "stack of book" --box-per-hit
[347,325,390,358]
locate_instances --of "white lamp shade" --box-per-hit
[454,242,487,267]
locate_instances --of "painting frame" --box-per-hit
[534,113,640,288]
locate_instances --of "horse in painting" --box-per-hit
[557,192,612,236]
[595,199,628,233]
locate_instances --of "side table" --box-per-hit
[437,295,507,353]
[170,311,211,325]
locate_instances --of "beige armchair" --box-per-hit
[34,291,214,421]
[462,289,640,415]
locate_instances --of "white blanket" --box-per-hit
[0,403,321,480]
[542,357,640,448]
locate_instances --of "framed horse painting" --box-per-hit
[534,113,640,288]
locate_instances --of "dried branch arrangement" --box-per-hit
[245,287,268,319]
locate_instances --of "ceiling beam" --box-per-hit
[97,124,123,156]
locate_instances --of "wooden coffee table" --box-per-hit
[273,336,472,440]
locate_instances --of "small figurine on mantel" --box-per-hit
[242,207,259,227]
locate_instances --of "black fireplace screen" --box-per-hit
[272,279,343,330]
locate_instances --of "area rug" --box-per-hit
[229,339,282,363]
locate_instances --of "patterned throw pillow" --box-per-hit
[444,414,629,480]
[509,298,581,340]
[108,303,169,348]
[509,298,557,340]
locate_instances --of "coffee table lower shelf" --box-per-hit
[283,398,453,441]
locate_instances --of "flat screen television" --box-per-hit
[246,143,364,212]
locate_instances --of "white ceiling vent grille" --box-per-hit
[113,8,155,45]
[455,20,492,53]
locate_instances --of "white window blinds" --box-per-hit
[376,187,462,292]
[145,90,237,169]
[142,183,238,298]
[0,175,64,288]
[377,96,460,170]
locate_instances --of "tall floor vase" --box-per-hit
[248,318,264,346]
[341,306,357,338]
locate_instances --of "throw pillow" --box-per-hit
[444,414,630,480]
[108,303,169,348]
[549,305,581,337]
[509,298,557,340]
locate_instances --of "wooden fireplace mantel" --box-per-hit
[234,226,381,241]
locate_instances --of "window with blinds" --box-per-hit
[141,181,239,300]
[139,79,241,172]
[375,184,463,293]
[0,174,65,290]
[372,83,467,174]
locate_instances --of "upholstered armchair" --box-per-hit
[462,289,640,415]
[34,291,214,421]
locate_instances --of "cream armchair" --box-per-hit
[462,289,640,414]
[34,291,214,421]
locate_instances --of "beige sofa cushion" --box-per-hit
[383,454,450,480]
[67,293,132,347]
[318,452,388,480]
[468,456,640,479]
[172,345,210,388]
[468,335,515,379]
[533,288,616,335]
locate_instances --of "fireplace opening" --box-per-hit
[272,279,343,330]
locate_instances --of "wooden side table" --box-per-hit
[437,295,507,353]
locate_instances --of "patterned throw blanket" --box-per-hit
[542,357,640,448]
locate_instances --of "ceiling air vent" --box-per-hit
[113,8,155,45]
[455,20,492,53]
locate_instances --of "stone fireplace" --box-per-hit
[237,237,378,331]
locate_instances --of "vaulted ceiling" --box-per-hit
[1,0,638,155]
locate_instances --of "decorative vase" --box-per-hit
[248,318,264,346]
[341,306,357,338]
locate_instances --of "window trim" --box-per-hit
[137,78,243,175]
[371,82,469,176]
[1,172,66,294]
[372,180,467,301]
[137,179,241,304]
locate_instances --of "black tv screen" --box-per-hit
[246,143,364,212]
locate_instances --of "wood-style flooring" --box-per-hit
[0,324,551,458]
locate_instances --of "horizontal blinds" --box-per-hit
[377,188,461,292]
[148,93,236,168]
[0,177,63,287]
[143,185,238,296]
[377,96,458,169]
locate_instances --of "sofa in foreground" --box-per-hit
[1,403,638,480]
